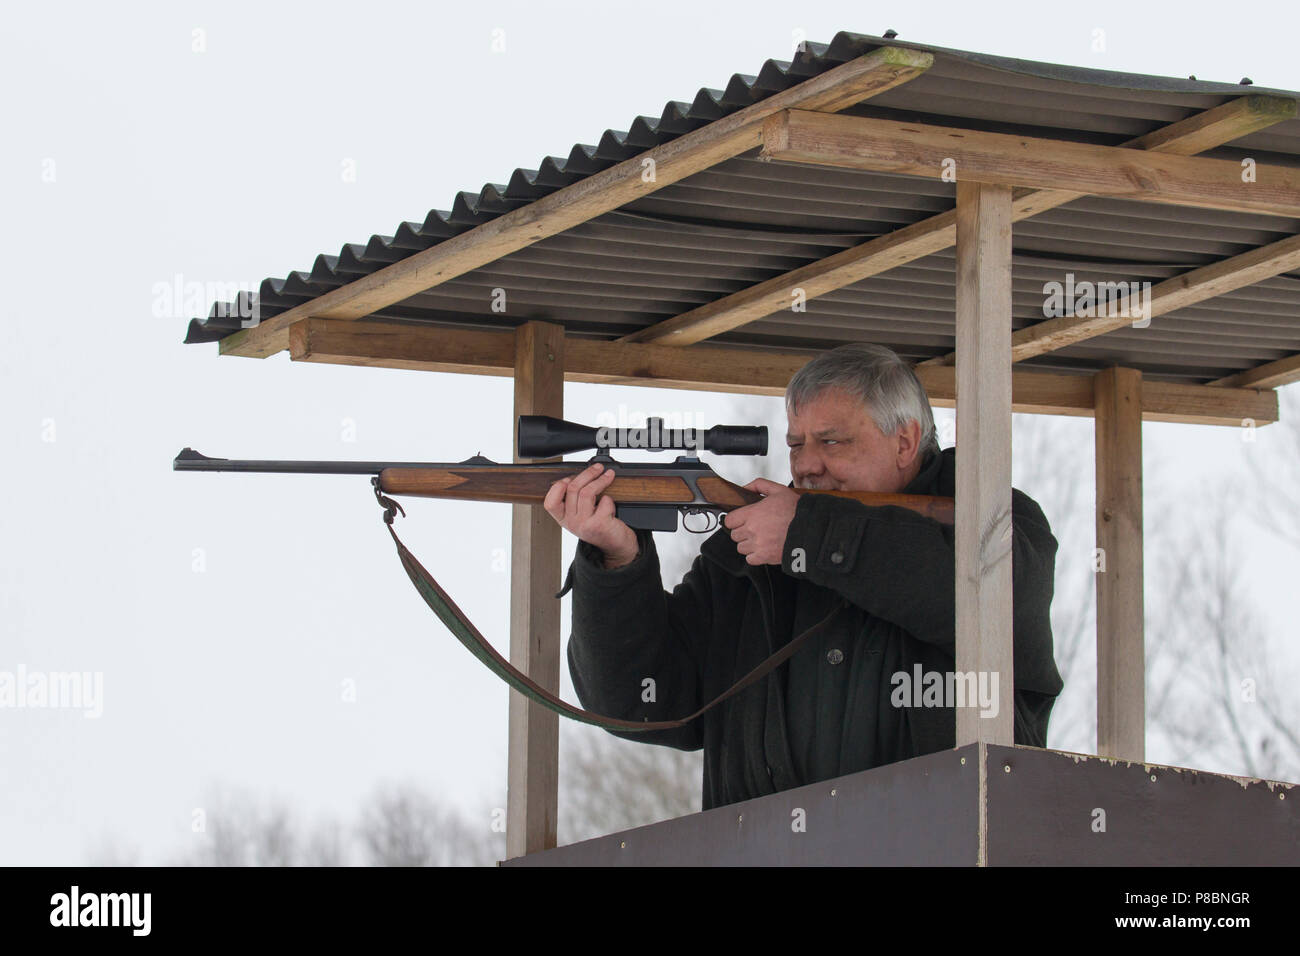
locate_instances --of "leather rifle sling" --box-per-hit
[373,481,848,733]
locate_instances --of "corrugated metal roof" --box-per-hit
[183,32,1300,386]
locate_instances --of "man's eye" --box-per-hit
[822,439,838,446]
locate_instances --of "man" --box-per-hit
[545,343,1064,810]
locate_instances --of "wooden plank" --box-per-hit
[286,317,1279,425]
[1008,94,1296,215]
[1123,94,1297,155]
[1210,351,1300,389]
[626,96,1296,347]
[506,321,565,859]
[1128,378,1277,426]
[1094,367,1145,763]
[219,47,932,358]
[954,182,1015,748]
[287,319,517,375]
[1002,233,1300,364]
[618,209,960,345]
[760,109,1300,219]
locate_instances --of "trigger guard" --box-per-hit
[682,509,718,534]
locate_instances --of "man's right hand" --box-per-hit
[543,463,640,569]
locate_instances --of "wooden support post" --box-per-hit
[506,320,564,858]
[1094,367,1145,762]
[954,181,1015,748]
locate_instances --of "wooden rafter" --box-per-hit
[1211,352,1300,389]
[287,318,1278,426]
[218,46,933,359]
[920,232,1300,367]
[759,109,1300,217]
[620,96,1296,347]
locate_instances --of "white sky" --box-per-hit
[2,0,1299,865]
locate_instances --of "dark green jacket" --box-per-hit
[561,446,1064,811]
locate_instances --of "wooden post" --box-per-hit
[506,320,564,858]
[954,181,1015,747]
[1094,367,1145,761]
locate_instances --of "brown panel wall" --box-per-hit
[503,745,980,866]
[984,745,1300,865]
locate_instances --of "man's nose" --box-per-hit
[792,445,824,479]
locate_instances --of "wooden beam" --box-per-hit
[913,231,1300,368]
[760,110,1300,219]
[1111,378,1277,426]
[1006,233,1300,364]
[954,181,1015,747]
[618,210,960,345]
[1094,367,1145,763]
[1210,351,1300,389]
[625,96,1296,346]
[506,321,565,859]
[219,46,932,358]
[286,318,1279,425]
[1122,94,1297,155]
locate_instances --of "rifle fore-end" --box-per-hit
[378,465,706,505]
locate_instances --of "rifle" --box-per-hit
[173,415,955,530]
[174,416,955,732]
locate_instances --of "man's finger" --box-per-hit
[543,479,568,520]
[724,505,750,530]
[543,481,560,515]
[566,463,604,495]
[565,465,605,520]
[576,466,616,509]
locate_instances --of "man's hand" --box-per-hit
[543,463,640,569]
[724,478,799,566]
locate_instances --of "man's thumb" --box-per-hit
[745,477,786,494]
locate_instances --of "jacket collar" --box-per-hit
[901,447,945,495]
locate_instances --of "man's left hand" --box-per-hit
[724,478,799,566]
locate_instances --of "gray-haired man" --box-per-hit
[546,344,1064,810]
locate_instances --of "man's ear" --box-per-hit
[895,420,922,471]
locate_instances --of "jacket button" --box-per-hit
[829,551,844,565]
[826,648,844,665]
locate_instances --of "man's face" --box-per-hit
[786,387,923,493]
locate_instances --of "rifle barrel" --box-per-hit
[173,448,444,475]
